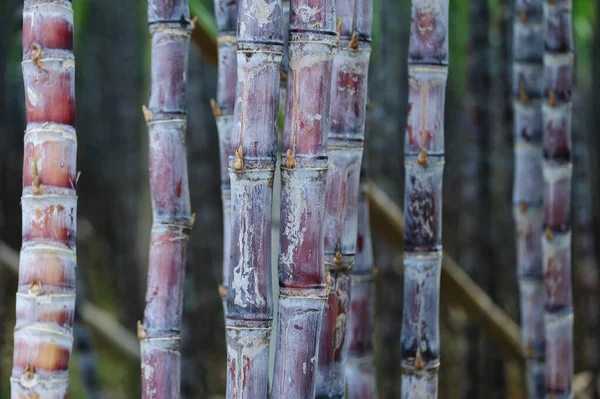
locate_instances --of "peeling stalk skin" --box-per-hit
[225,1,283,398]
[317,0,372,397]
[512,0,546,396]
[345,168,377,399]
[214,0,239,313]
[12,1,78,397]
[272,0,335,397]
[140,2,193,398]
[400,1,448,397]
[542,1,573,397]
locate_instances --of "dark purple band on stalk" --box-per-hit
[346,278,375,354]
[542,103,571,161]
[543,54,573,104]
[543,2,573,53]
[542,233,573,311]
[542,165,571,232]
[545,311,573,395]
[408,0,449,65]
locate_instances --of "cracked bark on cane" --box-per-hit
[139,1,193,398]
[400,1,449,397]
[12,0,78,396]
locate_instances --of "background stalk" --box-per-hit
[317,0,372,397]
[12,0,78,396]
[272,0,336,396]
[139,1,193,398]
[225,1,282,397]
[512,0,546,397]
[212,0,238,312]
[400,1,448,396]
[542,0,574,397]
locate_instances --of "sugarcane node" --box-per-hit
[519,201,527,213]
[349,31,359,50]
[548,90,557,107]
[142,105,153,122]
[30,43,48,72]
[280,70,288,82]
[417,148,428,166]
[28,280,43,296]
[137,320,147,340]
[218,284,228,299]
[545,227,554,241]
[519,83,530,104]
[190,16,198,31]
[21,364,37,385]
[234,145,244,170]
[210,98,222,117]
[519,10,528,24]
[414,349,425,371]
[285,149,297,169]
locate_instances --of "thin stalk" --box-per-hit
[317,0,371,397]
[400,1,448,396]
[271,0,335,396]
[225,1,283,397]
[512,0,545,397]
[139,1,193,398]
[12,0,78,396]
[345,157,377,399]
[542,0,573,397]
[212,0,238,312]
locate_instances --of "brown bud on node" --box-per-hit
[525,343,533,359]
[334,241,343,265]
[234,145,244,170]
[21,364,36,386]
[349,32,359,49]
[519,201,527,213]
[76,171,82,184]
[548,90,557,107]
[210,98,222,117]
[137,320,147,340]
[31,161,44,195]
[30,43,48,72]
[190,16,198,30]
[325,272,332,296]
[373,266,380,279]
[417,148,428,166]
[415,349,425,371]
[366,100,375,112]
[189,213,196,229]
[520,10,528,24]
[218,285,228,299]
[545,227,553,241]
[519,83,530,105]
[286,149,297,169]
[142,105,153,122]
[335,16,343,46]
[28,280,43,296]
[280,70,288,82]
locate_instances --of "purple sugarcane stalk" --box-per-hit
[400,0,448,396]
[212,0,238,312]
[345,157,377,399]
[139,1,194,398]
[542,0,573,396]
[316,0,372,397]
[225,1,283,397]
[272,0,336,397]
[513,0,546,396]
[12,1,78,396]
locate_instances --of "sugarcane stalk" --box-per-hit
[225,1,283,397]
[271,0,336,397]
[512,0,546,397]
[315,0,371,397]
[542,1,573,397]
[139,1,193,398]
[400,1,448,396]
[212,0,238,312]
[345,156,377,399]
[12,1,78,397]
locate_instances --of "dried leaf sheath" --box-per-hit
[512,0,546,396]
[225,1,283,398]
[542,1,574,397]
[213,0,238,311]
[12,1,77,397]
[317,0,371,397]
[272,0,336,397]
[140,2,193,398]
[400,1,448,397]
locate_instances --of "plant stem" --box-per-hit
[139,1,193,398]
[12,1,78,396]
[400,1,448,396]
[213,0,238,312]
[513,0,546,397]
[316,0,372,397]
[541,1,573,397]
[225,1,283,397]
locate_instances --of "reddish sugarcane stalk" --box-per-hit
[400,0,448,396]
[513,1,546,396]
[212,0,238,312]
[542,1,573,396]
[12,1,78,396]
[272,0,335,396]
[316,0,371,397]
[139,1,193,398]
[225,1,282,397]
[345,158,377,399]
